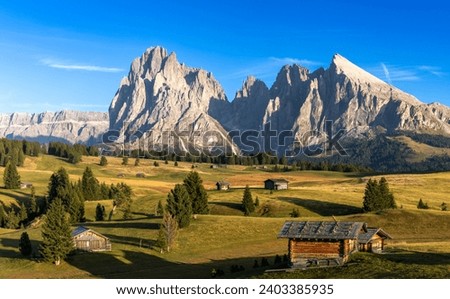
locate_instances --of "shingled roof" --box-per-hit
[358,228,392,244]
[278,221,367,240]
[265,178,289,183]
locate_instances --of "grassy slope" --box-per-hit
[1,155,450,278]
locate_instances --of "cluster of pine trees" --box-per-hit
[47,142,99,164]
[362,177,397,212]
[156,171,209,252]
[0,139,41,167]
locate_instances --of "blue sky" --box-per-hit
[0,0,449,113]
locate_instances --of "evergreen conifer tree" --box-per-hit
[166,184,192,228]
[19,202,28,226]
[81,167,100,200]
[362,179,380,212]
[19,232,32,256]
[183,171,209,214]
[0,205,6,227]
[99,156,108,166]
[134,158,140,166]
[156,199,164,216]
[242,185,255,216]
[122,156,128,165]
[3,160,21,189]
[95,203,106,221]
[17,149,25,167]
[40,198,73,265]
[379,177,397,209]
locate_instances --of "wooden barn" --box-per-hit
[278,221,367,268]
[216,181,230,190]
[20,182,33,189]
[358,227,392,253]
[72,226,112,252]
[264,178,289,190]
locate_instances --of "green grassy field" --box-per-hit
[1,155,450,278]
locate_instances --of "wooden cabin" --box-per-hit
[278,221,367,268]
[136,172,146,178]
[20,182,33,189]
[264,178,289,190]
[358,227,392,253]
[72,226,112,252]
[216,181,230,190]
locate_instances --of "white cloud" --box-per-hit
[381,63,392,84]
[418,65,446,77]
[40,58,124,73]
[269,57,322,67]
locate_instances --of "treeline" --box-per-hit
[321,134,450,173]
[47,142,99,164]
[0,139,41,167]
[395,131,450,148]
[0,166,133,229]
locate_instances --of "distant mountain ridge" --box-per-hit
[0,110,108,145]
[2,46,450,158]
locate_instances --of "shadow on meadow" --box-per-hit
[279,197,362,216]
[66,249,278,279]
[383,249,450,266]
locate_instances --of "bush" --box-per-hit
[289,208,300,218]
[417,198,429,209]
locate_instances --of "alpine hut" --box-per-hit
[72,226,112,252]
[278,221,367,268]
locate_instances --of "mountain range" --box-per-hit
[2,46,450,160]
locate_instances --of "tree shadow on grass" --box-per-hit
[66,249,279,279]
[83,221,159,230]
[209,201,242,211]
[383,249,450,266]
[278,197,362,216]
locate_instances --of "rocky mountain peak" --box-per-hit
[235,76,269,100]
[330,53,386,85]
[108,46,237,153]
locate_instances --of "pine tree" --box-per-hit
[156,212,178,252]
[95,203,106,221]
[183,171,209,214]
[417,198,429,209]
[19,232,32,256]
[156,199,164,216]
[363,178,397,212]
[5,210,19,229]
[19,202,28,226]
[134,158,140,166]
[99,156,108,166]
[122,156,128,165]
[362,179,380,212]
[255,196,260,207]
[47,168,70,206]
[379,177,397,209]
[81,167,100,200]
[174,161,178,167]
[47,168,84,223]
[166,184,192,228]
[3,160,21,189]
[40,198,73,266]
[0,205,6,227]
[241,185,255,216]
[17,149,25,167]
[29,186,38,219]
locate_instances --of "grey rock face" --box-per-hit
[255,54,450,150]
[0,110,109,145]
[108,46,238,154]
